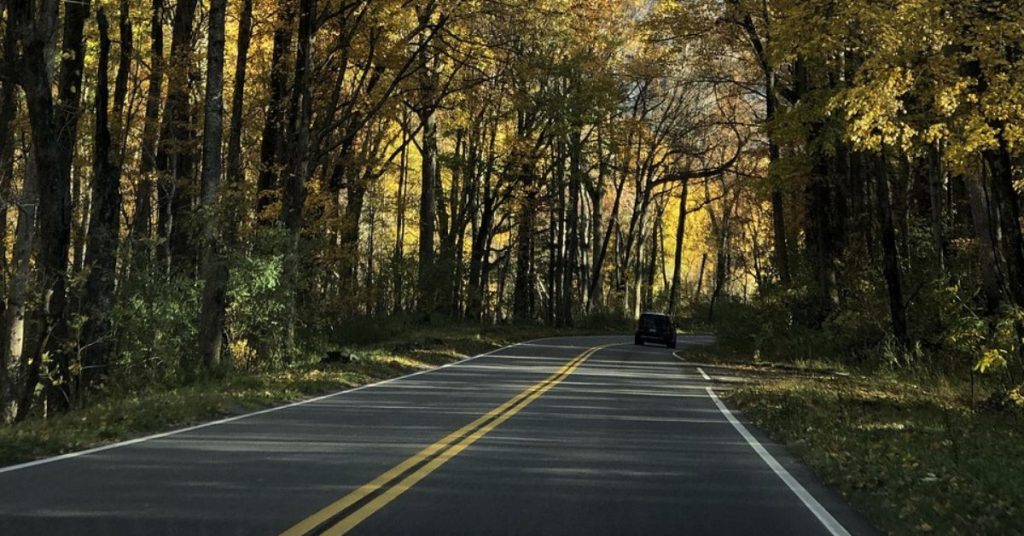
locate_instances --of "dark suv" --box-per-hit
[634,312,677,348]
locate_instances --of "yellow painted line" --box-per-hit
[282,344,609,536]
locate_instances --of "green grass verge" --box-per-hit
[0,324,610,468]
[707,345,1024,535]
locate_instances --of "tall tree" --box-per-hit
[129,0,164,263]
[197,0,229,372]
[79,8,123,392]
[156,0,200,273]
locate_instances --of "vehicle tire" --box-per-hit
[634,336,643,346]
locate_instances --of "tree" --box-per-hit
[197,0,229,372]
[79,7,123,391]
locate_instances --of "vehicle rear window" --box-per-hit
[640,315,669,329]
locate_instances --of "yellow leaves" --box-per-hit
[974,348,1007,374]
[833,66,917,152]
[934,79,972,117]
[230,338,258,369]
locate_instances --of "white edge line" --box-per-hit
[705,386,852,536]
[0,339,540,475]
[671,353,712,381]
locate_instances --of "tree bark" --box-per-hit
[985,138,1024,307]
[561,127,582,325]
[875,154,909,348]
[156,0,200,273]
[256,2,294,222]
[417,105,438,315]
[197,0,228,373]
[392,124,410,314]
[513,162,537,322]
[111,0,132,160]
[966,170,1004,314]
[0,15,18,413]
[14,0,90,414]
[80,9,123,392]
[130,0,164,264]
[1,152,38,419]
[668,181,689,315]
[279,0,314,355]
[225,0,253,217]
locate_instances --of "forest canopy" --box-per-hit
[0,0,1022,420]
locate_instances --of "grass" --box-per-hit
[0,323,613,467]
[701,344,1024,535]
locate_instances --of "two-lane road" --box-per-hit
[0,336,875,535]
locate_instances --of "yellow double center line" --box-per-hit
[282,344,610,536]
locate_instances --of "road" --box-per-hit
[0,335,875,535]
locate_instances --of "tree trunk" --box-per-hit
[111,0,133,160]
[14,0,90,414]
[561,127,582,325]
[586,144,606,311]
[966,170,1004,314]
[392,126,409,314]
[807,168,840,319]
[1,152,38,419]
[587,160,626,311]
[80,9,123,393]
[927,145,948,271]
[0,18,18,413]
[197,0,228,373]
[417,105,438,315]
[279,0,314,355]
[256,2,294,222]
[985,139,1024,307]
[156,0,200,273]
[130,0,164,266]
[875,154,909,348]
[766,78,791,286]
[668,181,689,315]
[225,0,254,219]
[466,129,496,321]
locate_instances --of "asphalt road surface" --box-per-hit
[0,335,876,535]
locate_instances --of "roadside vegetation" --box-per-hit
[682,298,1024,535]
[730,371,1023,535]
